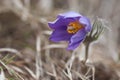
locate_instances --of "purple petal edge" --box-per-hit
[50,30,73,42]
[58,11,82,19]
[67,29,87,50]
[67,39,83,50]
[48,17,67,30]
[79,16,91,32]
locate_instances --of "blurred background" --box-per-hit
[0,0,120,80]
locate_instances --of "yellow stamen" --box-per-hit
[67,21,83,34]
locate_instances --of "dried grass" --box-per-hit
[0,0,119,80]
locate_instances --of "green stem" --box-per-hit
[84,43,90,63]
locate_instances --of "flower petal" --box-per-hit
[79,16,91,32]
[68,29,87,50]
[48,12,83,30]
[58,11,82,19]
[50,30,73,42]
[48,17,67,30]
[48,17,78,30]
[67,40,83,50]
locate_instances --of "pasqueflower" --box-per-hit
[48,11,91,50]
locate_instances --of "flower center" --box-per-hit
[67,21,84,34]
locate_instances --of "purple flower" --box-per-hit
[48,11,91,50]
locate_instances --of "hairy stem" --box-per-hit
[84,43,90,63]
